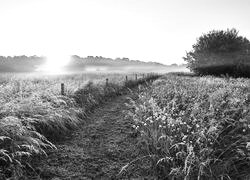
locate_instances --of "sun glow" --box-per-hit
[37,54,70,74]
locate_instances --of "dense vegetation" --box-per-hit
[0,56,45,72]
[68,56,173,72]
[184,29,250,77]
[0,55,172,73]
[122,74,250,179]
[70,55,165,67]
[0,73,159,179]
[1,72,249,179]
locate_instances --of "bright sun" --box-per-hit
[37,54,70,74]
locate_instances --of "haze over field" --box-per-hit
[0,55,188,74]
[1,1,250,179]
[0,0,250,69]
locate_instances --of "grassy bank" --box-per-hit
[122,74,250,179]
[0,73,160,179]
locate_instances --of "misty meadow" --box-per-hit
[0,0,250,180]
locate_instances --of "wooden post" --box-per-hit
[106,78,109,86]
[61,83,65,95]
[125,75,128,82]
[135,74,137,81]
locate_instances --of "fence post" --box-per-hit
[125,75,128,82]
[135,74,137,81]
[106,78,109,86]
[61,83,65,95]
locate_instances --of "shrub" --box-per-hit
[184,28,250,77]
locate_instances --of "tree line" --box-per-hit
[0,55,45,72]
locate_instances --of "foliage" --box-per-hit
[184,29,250,77]
[0,117,56,179]
[0,72,159,178]
[0,55,45,72]
[122,75,250,179]
[70,55,165,69]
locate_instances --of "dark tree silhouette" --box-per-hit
[183,28,250,77]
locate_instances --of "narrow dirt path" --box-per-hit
[34,93,139,180]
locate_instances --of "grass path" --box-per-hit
[33,93,139,179]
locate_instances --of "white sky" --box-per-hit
[0,0,249,65]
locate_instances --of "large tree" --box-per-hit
[183,28,250,77]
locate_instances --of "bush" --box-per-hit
[184,28,250,77]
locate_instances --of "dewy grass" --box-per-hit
[122,74,250,180]
[0,72,159,179]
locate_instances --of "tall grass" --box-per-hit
[0,72,160,179]
[122,75,250,179]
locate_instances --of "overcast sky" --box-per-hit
[0,0,249,65]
